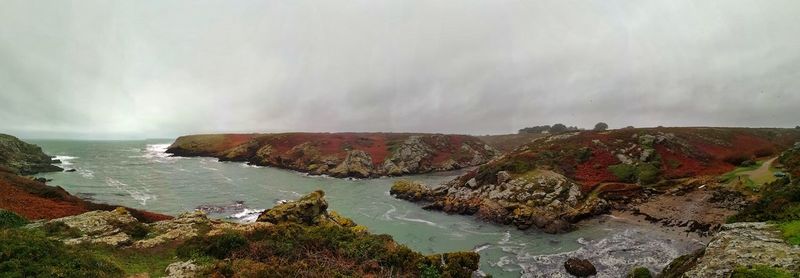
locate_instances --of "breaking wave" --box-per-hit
[105,177,156,206]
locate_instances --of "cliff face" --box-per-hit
[167,132,500,178]
[0,133,62,175]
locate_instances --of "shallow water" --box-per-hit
[32,139,704,277]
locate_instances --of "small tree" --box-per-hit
[593,122,609,131]
[550,123,568,133]
[796,125,800,129]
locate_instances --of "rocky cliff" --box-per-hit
[4,190,480,277]
[167,132,499,178]
[0,133,62,175]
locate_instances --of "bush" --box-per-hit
[628,267,652,278]
[637,163,661,185]
[728,177,800,223]
[0,229,123,277]
[753,148,775,158]
[724,153,752,166]
[42,221,82,238]
[178,232,248,260]
[730,265,793,278]
[0,210,27,229]
[609,164,637,183]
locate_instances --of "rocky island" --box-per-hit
[166,133,499,178]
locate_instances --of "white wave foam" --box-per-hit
[141,144,177,162]
[77,169,95,179]
[53,155,78,166]
[395,214,439,227]
[228,208,265,223]
[105,177,156,206]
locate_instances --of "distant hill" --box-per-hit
[167,132,500,178]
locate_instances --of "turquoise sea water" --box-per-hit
[31,139,704,277]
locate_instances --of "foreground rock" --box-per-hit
[661,222,800,277]
[0,133,62,175]
[564,257,597,277]
[17,190,479,277]
[391,169,609,233]
[166,133,499,178]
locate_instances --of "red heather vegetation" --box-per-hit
[475,127,800,192]
[168,132,494,171]
[0,169,171,222]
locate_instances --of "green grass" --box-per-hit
[86,244,180,277]
[719,161,762,183]
[730,265,794,278]
[778,220,800,245]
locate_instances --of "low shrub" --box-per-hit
[42,221,82,238]
[753,147,775,158]
[728,177,800,223]
[609,164,637,183]
[628,267,652,278]
[177,232,248,260]
[0,228,123,277]
[0,209,27,229]
[723,153,752,166]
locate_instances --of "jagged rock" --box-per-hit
[256,190,328,225]
[382,136,433,175]
[390,180,434,202]
[666,222,800,277]
[133,210,211,249]
[164,260,200,278]
[564,257,597,277]
[330,150,373,178]
[496,171,511,184]
[34,208,139,247]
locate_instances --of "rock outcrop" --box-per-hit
[661,222,800,277]
[11,190,479,277]
[166,133,499,178]
[391,169,610,234]
[0,134,62,175]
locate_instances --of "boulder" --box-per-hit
[164,260,200,278]
[256,190,329,225]
[564,257,597,277]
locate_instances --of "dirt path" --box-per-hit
[738,156,778,185]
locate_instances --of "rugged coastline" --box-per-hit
[166,133,499,178]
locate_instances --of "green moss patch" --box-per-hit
[778,220,800,245]
[731,265,794,278]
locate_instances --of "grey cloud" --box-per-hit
[1,0,799,139]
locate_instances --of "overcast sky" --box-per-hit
[1,0,798,139]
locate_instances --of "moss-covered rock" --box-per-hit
[256,190,329,225]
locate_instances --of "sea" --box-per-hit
[31,139,705,277]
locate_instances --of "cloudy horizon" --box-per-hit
[1,0,799,139]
